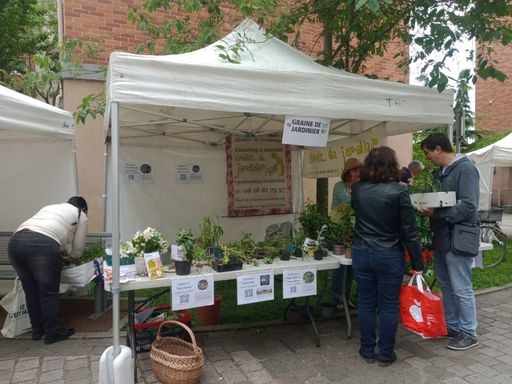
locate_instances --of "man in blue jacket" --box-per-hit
[419,132,480,350]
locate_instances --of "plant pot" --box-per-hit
[345,247,352,259]
[320,303,334,319]
[175,260,192,275]
[198,294,223,326]
[207,247,224,261]
[324,239,334,251]
[280,249,290,261]
[332,244,345,255]
[105,255,134,266]
[211,257,243,272]
[294,247,303,258]
[314,250,323,260]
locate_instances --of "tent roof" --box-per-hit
[0,85,74,139]
[105,19,454,148]
[467,133,512,168]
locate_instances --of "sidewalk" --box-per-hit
[1,286,512,384]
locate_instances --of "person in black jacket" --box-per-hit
[351,146,424,367]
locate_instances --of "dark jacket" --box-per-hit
[430,155,480,254]
[351,181,424,271]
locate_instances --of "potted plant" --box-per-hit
[175,228,205,275]
[298,201,330,238]
[198,216,224,260]
[409,171,456,208]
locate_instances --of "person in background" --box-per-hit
[8,196,89,345]
[400,159,425,185]
[331,157,362,310]
[418,132,480,350]
[352,146,423,366]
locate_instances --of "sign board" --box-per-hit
[282,115,330,147]
[283,268,317,299]
[171,274,214,310]
[236,271,275,305]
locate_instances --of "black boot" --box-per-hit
[44,328,75,345]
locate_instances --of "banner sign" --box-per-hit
[226,135,292,217]
[282,115,330,147]
[303,128,386,178]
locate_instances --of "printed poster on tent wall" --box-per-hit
[226,135,292,217]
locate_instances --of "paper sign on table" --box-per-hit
[171,274,214,310]
[283,268,317,299]
[236,272,274,305]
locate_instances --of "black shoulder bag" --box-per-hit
[451,223,480,257]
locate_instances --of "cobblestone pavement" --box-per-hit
[1,286,511,384]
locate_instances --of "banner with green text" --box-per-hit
[303,128,386,178]
[226,135,292,217]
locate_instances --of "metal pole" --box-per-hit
[111,102,121,356]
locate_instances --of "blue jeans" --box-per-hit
[332,266,353,305]
[8,231,62,335]
[433,250,477,336]
[352,246,404,362]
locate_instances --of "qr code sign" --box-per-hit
[290,286,296,293]
[179,294,189,304]
[244,289,253,298]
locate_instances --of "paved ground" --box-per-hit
[1,285,511,384]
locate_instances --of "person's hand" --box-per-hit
[413,270,423,275]
[61,249,69,257]
[417,207,434,216]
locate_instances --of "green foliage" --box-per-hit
[198,216,224,248]
[176,228,197,262]
[298,201,330,237]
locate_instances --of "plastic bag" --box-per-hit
[60,259,96,286]
[0,278,32,338]
[399,274,447,339]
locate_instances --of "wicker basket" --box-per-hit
[150,320,204,384]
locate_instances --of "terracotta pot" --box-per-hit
[198,294,223,326]
[332,244,345,255]
[345,247,352,259]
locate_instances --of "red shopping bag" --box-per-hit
[399,274,447,339]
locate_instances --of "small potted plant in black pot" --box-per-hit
[174,228,204,275]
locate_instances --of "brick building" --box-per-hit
[475,42,512,133]
[61,1,412,230]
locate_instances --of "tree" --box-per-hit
[126,0,511,213]
[0,0,104,107]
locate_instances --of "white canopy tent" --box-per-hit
[467,133,512,210]
[104,19,454,356]
[0,85,77,231]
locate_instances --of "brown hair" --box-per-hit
[359,146,400,183]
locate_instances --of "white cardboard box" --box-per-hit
[410,191,456,208]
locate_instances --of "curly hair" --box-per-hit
[359,146,400,183]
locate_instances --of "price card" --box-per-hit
[283,268,317,299]
[171,274,214,310]
[236,271,274,305]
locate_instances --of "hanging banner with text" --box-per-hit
[302,128,386,178]
[226,135,292,217]
[282,116,330,147]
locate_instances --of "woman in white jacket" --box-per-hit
[8,196,88,344]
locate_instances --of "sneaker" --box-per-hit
[359,352,375,364]
[377,352,397,367]
[447,332,478,351]
[44,328,75,345]
[442,328,460,340]
[32,329,44,340]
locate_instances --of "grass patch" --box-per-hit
[473,239,512,290]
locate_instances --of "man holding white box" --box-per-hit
[419,133,480,351]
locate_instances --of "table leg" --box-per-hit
[128,291,138,382]
[304,297,321,347]
[341,265,351,339]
